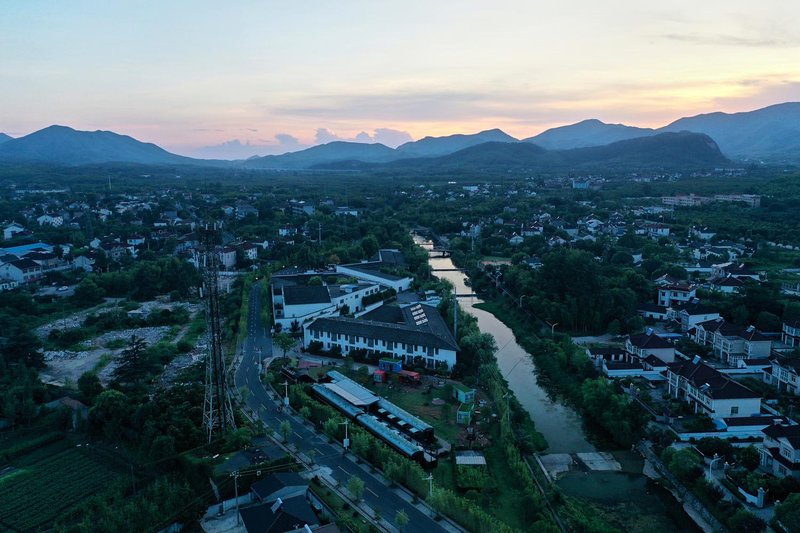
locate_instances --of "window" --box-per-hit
[730,406,739,416]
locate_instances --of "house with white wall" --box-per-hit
[667,358,761,419]
[303,303,458,369]
[625,332,676,364]
[272,282,380,329]
[690,318,772,365]
[763,358,800,396]
[759,423,800,479]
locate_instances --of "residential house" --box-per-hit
[658,283,697,307]
[709,274,747,294]
[625,332,676,364]
[763,358,800,396]
[36,214,64,227]
[288,199,316,216]
[304,303,459,369]
[667,358,761,418]
[238,242,259,261]
[782,319,800,348]
[0,258,43,283]
[690,318,772,365]
[336,252,413,293]
[217,247,237,270]
[759,423,800,478]
[509,234,524,246]
[677,301,721,332]
[3,222,25,240]
[691,226,717,241]
[72,255,95,272]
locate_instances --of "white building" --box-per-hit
[272,282,380,329]
[658,283,696,307]
[303,303,458,369]
[759,423,800,478]
[667,358,761,419]
[0,258,43,283]
[36,214,64,227]
[763,358,800,396]
[335,262,412,293]
[3,223,25,240]
[625,332,676,364]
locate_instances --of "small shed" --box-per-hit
[453,383,476,404]
[456,403,474,425]
[378,358,403,373]
[397,369,421,384]
[373,369,387,383]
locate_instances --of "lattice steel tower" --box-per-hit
[199,223,236,442]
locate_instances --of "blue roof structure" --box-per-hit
[377,398,432,433]
[325,370,380,406]
[311,384,364,418]
[0,242,53,256]
[357,413,423,457]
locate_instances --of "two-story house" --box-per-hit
[658,283,697,307]
[625,332,676,364]
[677,301,721,332]
[667,357,761,419]
[782,319,800,348]
[690,318,772,365]
[0,258,43,284]
[216,246,237,270]
[759,423,800,479]
[763,358,800,396]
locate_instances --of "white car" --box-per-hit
[57,285,69,292]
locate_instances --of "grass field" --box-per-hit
[365,381,460,442]
[0,440,125,531]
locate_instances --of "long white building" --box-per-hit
[272,281,380,329]
[303,303,458,369]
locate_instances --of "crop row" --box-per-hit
[0,449,121,530]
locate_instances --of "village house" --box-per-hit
[690,318,772,365]
[667,358,761,419]
[781,318,800,348]
[216,246,237,270]
[763,357,800,396]
[658,282,697,307]
[759,423,800,479]
[677,301,721,332]
[3,222,26,240]
[0,258,43,283]
[625,332,676,364]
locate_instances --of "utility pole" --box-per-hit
[318,222,322,245]
[232,471,240,524]
[425,473,433,497]
[452,296,458,339]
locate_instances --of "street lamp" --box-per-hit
[546,321,559,335]
[339,420,350,451]
[518,294,530,308]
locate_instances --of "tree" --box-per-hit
[347,475,365,501]
[112,335,151,388]
[78,372,103,403]
[308,276,323,286]
[395,509,409,531]
[279,420,292,442]
[72,278,106,307]
[89,390,131,441]
[774,493,800,533]
[273,333,297,362]
[738,445,760,472]
[728,508,765,533]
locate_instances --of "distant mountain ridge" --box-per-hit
[1,102,797,168]
[318,132,728,172]
[0,125,206,166]
[659,102,800,162]
[524,119,655,150]
[396,128,518,157]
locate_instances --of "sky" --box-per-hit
[1,0,799,159]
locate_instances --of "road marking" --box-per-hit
[293,431,303,438]
[338,466,352,476]
[367,487,379,498]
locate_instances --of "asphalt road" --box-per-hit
[234,286,450,533]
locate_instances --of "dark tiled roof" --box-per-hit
[283,285,331,305]
[677,302,719,315]
[9,258,40,270]
[251,472,306,501]
[360,305,405,323]
[239,494,318,533]
[629,333,672,350]
[637,303,668,313]
[339,262,407,282]
[308,304,458,352]
[763,424,800,449]
[667,360,760,400]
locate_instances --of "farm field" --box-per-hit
[0,440,124,531]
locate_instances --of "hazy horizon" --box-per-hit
[2,1,799,159]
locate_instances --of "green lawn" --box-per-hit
[365,381,460,442]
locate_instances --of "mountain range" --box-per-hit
[0,102,798,169]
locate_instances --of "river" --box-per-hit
[416,236,593,453]
[416,236,700,532]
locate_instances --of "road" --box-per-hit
[234,285,452,533]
